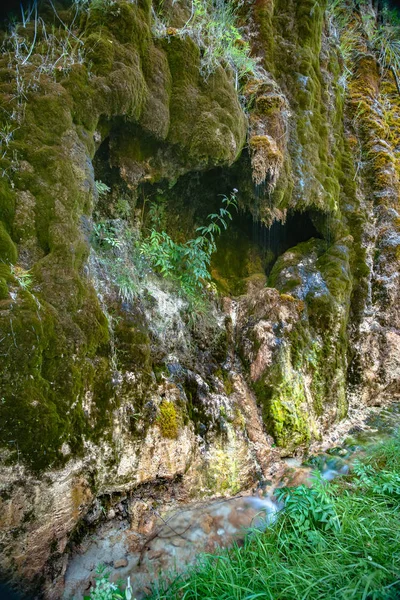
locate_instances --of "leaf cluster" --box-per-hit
[84,565,134,600]
[275,477,340,537]
[140,191,238,301]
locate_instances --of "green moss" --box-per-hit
[157,400,179,439]
[0,221,18,264]
[84,0,151,51]
[140,45,172,139]
[0,277,9,299]
[61,65,98,130]
[256,228,351,448]
[254,357,311,452]
[0,180,16,225]
[0,0,254,478]
[214,368,234,396]
[84,33,115,76]
[164,36,246,167]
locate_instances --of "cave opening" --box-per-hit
[211,208,324,295]
[137,167,326,296]
[92,142,327,297]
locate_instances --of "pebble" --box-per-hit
[148,550,163,560]
[113,558,128,569]
[170,538,186,548]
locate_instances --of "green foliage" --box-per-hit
[140,191,238,301]
[91,219,142,304]
[148,434,400,600]
[92,221,122,250]
[275,477,340,536]
[353,459,400,496]
[84,565,134,600]
[328,0,400,88]
[373,23,400,78]
[147,193,167,231]
[153,0,258,85]
[115,197,131,219]
[91,191,238,305]
[95,180,111,197]
[10,264,33,290]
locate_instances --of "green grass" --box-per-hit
[148,434,400,600]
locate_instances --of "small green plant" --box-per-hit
[115,197,131,219]
[140,190,238,301]
[10,264,33,290]
[84,566,134,600]
[147,192,167,231]
[275,478,340,536]
[92,221,122,250]
[95,180,111,197]
[353,458,400,496]
[90,219,143,304]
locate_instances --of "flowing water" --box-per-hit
[63,403,400,600]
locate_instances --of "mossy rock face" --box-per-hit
[252,348,313,453]
[0,0,249,472]
[163,36,247,168]
[244,0,346,222]
[239,232,353,452]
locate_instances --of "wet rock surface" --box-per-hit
[63,404,400,600]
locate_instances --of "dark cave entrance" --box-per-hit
[211,208,324,295]
[93,141,328,297]
[138,167,326,296]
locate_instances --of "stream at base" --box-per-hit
[64,403,400,599]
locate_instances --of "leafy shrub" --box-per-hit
[353,458,400,496]
[92,221,123,250]
[140,190,238,301]
[90,191,237,306]
[147,193,167,231]
[275,478,340,536]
